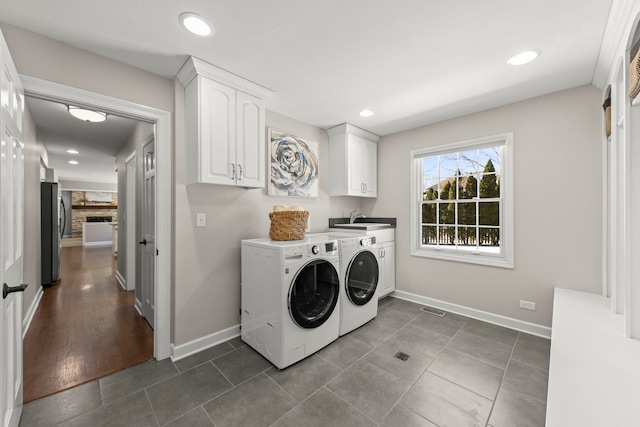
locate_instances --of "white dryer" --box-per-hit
[335,235,380,335]
[240,237,340,369]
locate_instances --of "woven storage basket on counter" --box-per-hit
[269,210,309,241]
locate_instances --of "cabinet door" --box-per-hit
[201,79,237,185]
[236,91,265,188]
[347,135,367,195]
[362,139,377,197]
[378,242,395,297]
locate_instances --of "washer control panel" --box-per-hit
[309,241,338,256]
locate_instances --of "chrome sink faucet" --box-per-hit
[350,209,366,223]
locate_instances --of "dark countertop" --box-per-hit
[328,217,396,230]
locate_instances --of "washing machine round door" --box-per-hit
[289,259,340,329]
[346,250,379,306]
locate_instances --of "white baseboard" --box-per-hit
[171,324,240,362]
[391,290,552,339]
[22,285,44,339]
[134,298,142,315]
[115,271,126,290]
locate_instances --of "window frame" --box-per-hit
[410,133,514,268]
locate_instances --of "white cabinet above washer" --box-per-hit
[327,123,379,197]
[177,57,273,187]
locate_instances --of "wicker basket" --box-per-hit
[269,210,309,241]
[629,47,640,99]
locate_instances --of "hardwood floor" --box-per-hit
[23,246,153,403]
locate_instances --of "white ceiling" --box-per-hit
[25,97,140,184]
[1,1,614,182]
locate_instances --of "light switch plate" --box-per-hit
[196,212,206,228]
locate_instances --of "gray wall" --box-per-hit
[22,103,48,316]
[364,85,603,327]
[173,82,362,344]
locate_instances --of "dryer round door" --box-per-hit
[346,250,379,306]
[289,259,340,329]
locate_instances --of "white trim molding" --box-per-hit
[22,285,44,339]
[391,290,551,339]
[21,74,173,360]
[170,325,241,362]
[115,271,126,291]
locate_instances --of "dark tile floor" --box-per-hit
[20,297,550,427]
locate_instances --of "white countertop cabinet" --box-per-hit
[327,123,379,197]
[178,57,273,187]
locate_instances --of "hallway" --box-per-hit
[22,246,153,403]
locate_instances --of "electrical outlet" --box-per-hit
[520,300,536,311]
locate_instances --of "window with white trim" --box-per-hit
[410,133,513,268]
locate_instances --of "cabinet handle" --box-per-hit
[364,183,367,193]
[230,163,236,180]
[238,164,243,181]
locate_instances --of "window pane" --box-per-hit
[422,225,437,245]
[439,154,457,179]
[458,150,478,175]
[422,156,439,180]
[457,226,477,248]
[458,201,476,225]
[459,175,478,199]
[438,226,456,246]
[423,180,439,200]
[439,202,455,224]
[479,227,500,252]
[421,203,437,224]
[479,147,500,174]
[478,202,499,226]
[479,173,500,198]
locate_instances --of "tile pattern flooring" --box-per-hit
[20,297,550,426]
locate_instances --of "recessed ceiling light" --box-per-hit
[67,149,79,154]
[359,109,374,117]
[67,106,107,122]
[68,160,79,165]
[507,50,540,66]
[179,12,215,37]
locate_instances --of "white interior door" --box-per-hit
[140,138,155,328]
[0,29,26,427]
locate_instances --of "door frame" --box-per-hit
[125,151,137,293]
[22,75,172,360]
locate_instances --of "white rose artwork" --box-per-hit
[268,129,319,197]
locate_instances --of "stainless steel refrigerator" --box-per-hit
[41,182,61,286]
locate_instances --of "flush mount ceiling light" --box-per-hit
[67,106,107,123]
[359,109,374,117]
[66,149,79,154]
[68,160,79,165]
[507,50,540,66]
[179,12,215,37]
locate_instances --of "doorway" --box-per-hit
[21,76,171,396]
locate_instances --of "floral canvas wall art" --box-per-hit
[268,129,319,197]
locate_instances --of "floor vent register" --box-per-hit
[420,306,447,317]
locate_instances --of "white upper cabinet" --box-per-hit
[177,57,273,187]
[327,123,379,197]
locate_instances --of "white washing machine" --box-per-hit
[335,235,380,335]
[240,237,341,369]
